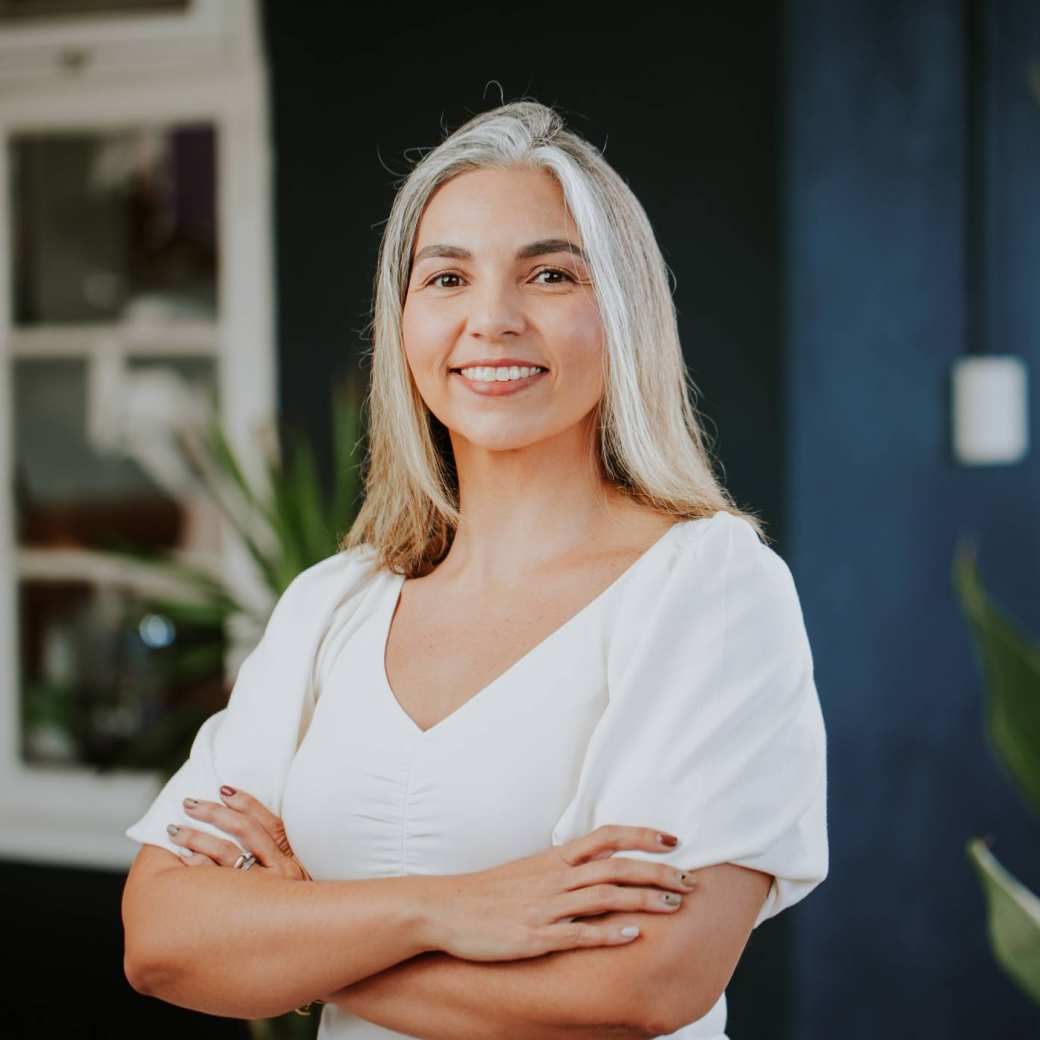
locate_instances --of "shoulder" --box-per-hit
[283,542,381,597]
[609,511,805,665]
[671,510,799,609]
[289,541,380,586]
[670,508,767,556]
[261,543,387,637]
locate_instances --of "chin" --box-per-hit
[448,421,555,453]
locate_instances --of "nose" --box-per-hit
[466,279,526,339]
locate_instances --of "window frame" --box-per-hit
[0,0,276,871]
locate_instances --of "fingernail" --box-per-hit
[183,797,198,808]
[658,833,679,847]
[679,871,698,889]
[167,824,180,836]
[661,892,682,906]
[220,785,236,798]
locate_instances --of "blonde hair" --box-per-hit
[341,99,767,576]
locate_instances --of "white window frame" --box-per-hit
[0,0,276,871]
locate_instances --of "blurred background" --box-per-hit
[2,0,1039,1037]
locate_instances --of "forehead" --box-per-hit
[413,166,579,245]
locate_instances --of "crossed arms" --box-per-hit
[123,843,769,1037]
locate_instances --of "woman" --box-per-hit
[122,100,828,1039]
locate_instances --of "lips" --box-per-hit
[449,358,548,372]
[450,367,548,396]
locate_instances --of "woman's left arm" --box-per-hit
[321,859,772,1038]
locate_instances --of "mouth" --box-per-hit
[449,364,550,397]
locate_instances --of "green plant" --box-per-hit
[163,371,366,607]
[954,539,1040,1005]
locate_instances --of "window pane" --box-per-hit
[14,355,220,553]
[11,123,217,325]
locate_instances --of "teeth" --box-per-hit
[458,365,545,383]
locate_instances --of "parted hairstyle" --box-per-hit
[340,98,766,576]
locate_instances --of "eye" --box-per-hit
[532,267,577,285]
[426,272,464,290]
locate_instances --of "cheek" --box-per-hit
[556,305,606,383]
[401,298,449,375]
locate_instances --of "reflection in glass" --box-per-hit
[11,123,217,325]
[14,355,218,552]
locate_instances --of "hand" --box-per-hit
[167,786,313,881]
[427,824,699,962]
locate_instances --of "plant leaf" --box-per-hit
[286,425,334,564]
[966,837,1040,1005]
[331,375,364,541]
[264,424,308,588]
[953,538,1040,816]
[201,415,279,532]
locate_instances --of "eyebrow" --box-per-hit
[412,238,589,267]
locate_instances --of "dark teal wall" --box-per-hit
[266,7,790,552]
[787,0,1040,1034]
[263,4,790,1031]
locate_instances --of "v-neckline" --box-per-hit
[380,518,690,740]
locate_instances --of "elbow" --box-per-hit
[124,949,166,997]
[123,917,158,996]
[123,912,177,998]
[623,950,722,1038]
[123,911,185,1001]
[644,980,722,1038]
[607,974,678,1039]
[640,1004,681,1039]
[122,859,191,1001]
[624,1010,674,1040]
[124,933,183,1000]
[124,953,150,996]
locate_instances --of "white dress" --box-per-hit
[125,510,829,1039]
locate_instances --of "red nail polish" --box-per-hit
[658,833,679,847]
[220,785,236,798]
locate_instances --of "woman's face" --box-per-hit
[401,166,605,455]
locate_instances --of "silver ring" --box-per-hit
[233,852,258,871]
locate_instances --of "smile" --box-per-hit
[450,366,549,397]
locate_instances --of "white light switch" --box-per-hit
[951,355,1029,465]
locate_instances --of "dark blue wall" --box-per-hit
[787,0,1040,1034]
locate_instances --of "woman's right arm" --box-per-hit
[123,844,440,1020]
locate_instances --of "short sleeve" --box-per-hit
[551,512,828,929]
[124,544,381,860]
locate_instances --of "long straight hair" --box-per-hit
[341,100,767,576]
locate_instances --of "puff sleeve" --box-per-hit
[123,544,382,860]
[550,511,828,929]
